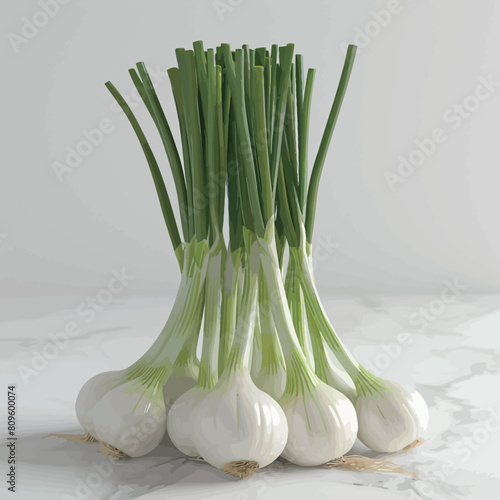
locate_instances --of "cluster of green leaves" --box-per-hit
[105,42,357,256]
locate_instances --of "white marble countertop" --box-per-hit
[2,293,499,499]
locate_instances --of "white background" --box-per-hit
[2,0,500,302]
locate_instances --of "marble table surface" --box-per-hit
[2,293,499,499]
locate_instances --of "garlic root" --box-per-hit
[222,460,259,479]
[99,440,129,460]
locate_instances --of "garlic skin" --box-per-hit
[166,386,205,456]
[253,364,287,402]
[76,365,197,454]
[161,364,200,449]
[280,381,358,466]
[191,372,288,469]
[355,381,429,453]
[88,380,167,457]
[75,370,122,438]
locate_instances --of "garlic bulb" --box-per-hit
[74,238,209,457]
[355,380,429,452]
[280,380,358,466]
[288,234,430,454]
[187,240,288,477]
[167,238,227,459]
[167,386,205,456]
[75,370,122,438]
[88,379,167,457]
[161,361,200,450]
[191,371,288,470]
[259,225,357,467]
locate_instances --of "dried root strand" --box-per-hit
[43,432,97,443]
[327,455,417,479]
[83,432,98,443]
[222,460,259,479]
[44,431,128,461]
[99,441,129,461]
[403,437,424,452]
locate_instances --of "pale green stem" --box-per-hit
[225,251,259,374]
[308,315,331,382]
[121,238,209,390]
[251,306,263,375]
[175,326,201,369]
[198,237,226,390]
[290,244,385,397]
[258,267,285,374]
[257,222,318,397]
[284,256,312,365]
[218,248,242,376]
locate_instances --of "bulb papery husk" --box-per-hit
[355,379,429,453]
[88,379,167,458]
[166,385,207,457]
[191,371,288,470]
[280,380,358,466]
[75,370,123,439]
